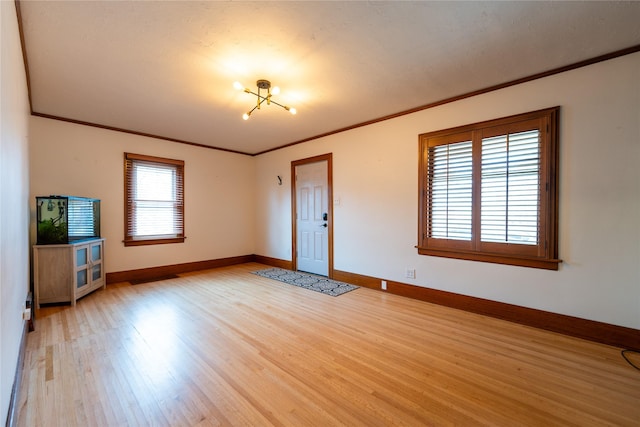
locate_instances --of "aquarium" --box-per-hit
[36,196,101,244]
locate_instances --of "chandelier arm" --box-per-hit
[245,90,271,102]
[268,99,290,110]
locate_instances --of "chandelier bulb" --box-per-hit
[233,81,244,91]
[242,112,250,120]
[271,86,280,95]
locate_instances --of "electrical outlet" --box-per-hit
[381,280,387,290]
[405,268,416,279]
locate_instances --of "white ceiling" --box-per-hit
[18,1,640,155]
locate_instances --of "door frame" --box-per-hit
[291,153,333,278]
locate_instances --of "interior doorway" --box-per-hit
[291,154,333,277]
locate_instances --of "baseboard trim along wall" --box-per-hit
[6,319,29,427]
[106,255,255,284]
[105,255,639,351]
[252,255,294,270]
[332,269,640,351]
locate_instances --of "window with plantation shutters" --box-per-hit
[124,153,185,246]
[418,107,560,270]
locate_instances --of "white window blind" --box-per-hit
[481,130,540,245]
[428,140,473,240]
[125,154,184,244]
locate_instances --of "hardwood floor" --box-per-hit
[16,263,640,426]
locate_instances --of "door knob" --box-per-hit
[320,223,328,228]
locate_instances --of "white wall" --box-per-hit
[1,0,31,421]
[29,118,256,273]
[255,52,640,330]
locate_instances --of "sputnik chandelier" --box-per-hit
[233,79,297,120]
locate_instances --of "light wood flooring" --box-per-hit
[16,263,640,426]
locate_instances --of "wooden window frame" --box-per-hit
[124,153,185,246]
[418,107,561,270]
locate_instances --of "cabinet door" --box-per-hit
[75,245,90,292]
[89,241,104,286]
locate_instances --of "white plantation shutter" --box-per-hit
[124,153,184,245]
[428,140,473,240]
[481,130,540,245]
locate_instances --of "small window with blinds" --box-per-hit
[418,107,560,270]
[124,153,185,246]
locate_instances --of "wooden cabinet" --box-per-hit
[34,238,105,307]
